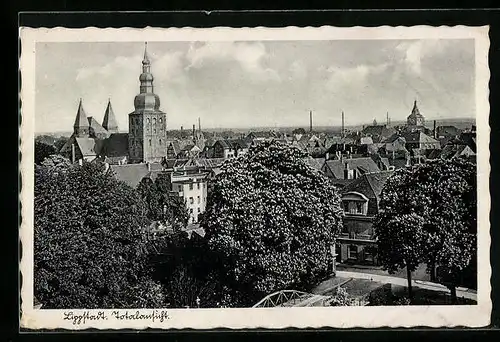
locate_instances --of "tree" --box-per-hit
[292,128,306,135]
[136,172,189,231]
[374,167,427,300]
[201,141,344,306]
[34,140,57,165]
[34,160,166,309]
[375,158,477,303]
[414,158,477,302]
[146,229,229,308]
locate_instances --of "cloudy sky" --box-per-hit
[35,39,475,133]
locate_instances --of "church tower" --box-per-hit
[73,98,90,137]
[102,99,119,133]
[407,100,425,127]
[128,43,167,163]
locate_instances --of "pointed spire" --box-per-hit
[412,99,420,115]
[73,98,89,137]
[102,98,119,133]
[142,42,150,65]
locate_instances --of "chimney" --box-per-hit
[198,117,201,132]
[344,162,350,179]
[341,111,345,138]
[71,143,76,163]
[181,125,184,133]
[309,110,313,133]
[433,120,437,139]
[387,112,389,126]
[192,124,196,138]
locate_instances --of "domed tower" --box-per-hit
[407,100,425,127]
[128,42,168,163]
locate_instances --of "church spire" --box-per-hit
[143,42,150,65]
[139,42,154,94]
[412,99,420,115]
[102,98,119,133]
[73,98,90,137]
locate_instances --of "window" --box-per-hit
[343,201,349,213]
[356,202,363,214]
[189,184,194,190]
[149,139,152,146]
[190,208,193,214]
[153,129,156,134]
[197,183,200,190]
[189,197,194,204]
[197,208,200,213]
[147,118,150,124]
[364,249,374,262]
[197,196,200,204]
[159,139,162,145]
[159,118,162,124]
[348,245,358,260]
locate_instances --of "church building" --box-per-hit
[128,43,168,163]
[60,43,168,164]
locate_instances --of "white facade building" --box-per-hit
[171,170,208,224]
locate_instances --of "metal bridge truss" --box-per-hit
[252,290,331,308]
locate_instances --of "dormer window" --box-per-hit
[342,192,369,216]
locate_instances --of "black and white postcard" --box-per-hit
[19,25,491,329]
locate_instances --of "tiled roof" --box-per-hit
[215,139,233,149]
[75,137,98,156]
[109,163,150,188]
[304,157,325,171]
[342,170,394,216]
[360,136,374,145]
[88,116,109,136]
[323,157,381,179]
[440,144,475,160]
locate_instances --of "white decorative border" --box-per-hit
[19,25,491,329]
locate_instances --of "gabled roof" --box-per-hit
[88,116,109,136]
[360,136,374,145]
[440,144,476,160]
[73,99,90,129]
[361,125,396,143]
[167,141,181,156]
[75,137,98,156]
[215,139,233,149]
[109,163,150,188]
[342,171,394,215]
[323,157,381,179]
[304,157,325,171]
[102,100,119,131]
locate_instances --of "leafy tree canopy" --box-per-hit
[375,158,477,299]
[136,173,189,231]
[202,141,343,305]
[34,160,166,309]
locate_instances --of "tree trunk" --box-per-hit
[429,262,436,282]
[450,285,458,304]
[406,267,413,302]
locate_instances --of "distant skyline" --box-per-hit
[35,39,475,133]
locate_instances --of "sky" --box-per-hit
[35,39,475,133]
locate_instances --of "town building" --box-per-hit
[336,170,394,266]
[128,43,168,163]
[170,166,209,224]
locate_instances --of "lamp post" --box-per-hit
[196,296,201,308]
[330,243,337,276]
